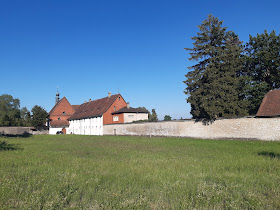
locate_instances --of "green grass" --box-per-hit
[0,135,279,209]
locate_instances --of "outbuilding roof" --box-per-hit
[68,94,121,120]
[256,89,280,117]
[111,107,149,114]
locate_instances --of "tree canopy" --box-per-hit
[164,115,172,121]
[184,14,246,119]
[31,105,49,129]
[243,30,280,114]
[0,94,21,126]
[0,94,48,128]
[150,109,158,122]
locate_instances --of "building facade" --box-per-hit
[111,106,149,123]
[49,92,148,135]
[48,92,79,134]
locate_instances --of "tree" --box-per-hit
[20,107,32,126]
[31,105,49,129]
[164,115,172,121]
[243,30,280,114]
[184,14,246,119]
[0,94,21,126]
[150,109,158,122]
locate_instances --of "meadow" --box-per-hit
[0,135,279,209]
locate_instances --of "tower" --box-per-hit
[55,90,60,104]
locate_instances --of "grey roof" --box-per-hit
[112,107,149,114]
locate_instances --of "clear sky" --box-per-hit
[0,0,279,120]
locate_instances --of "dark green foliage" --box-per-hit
[31,105,49,129]
[184,14,247,119]
[20,107,32,126]
[243,30,280,114]
[150,109,158,122]
[164,115,172,121]
[0,94,21,126]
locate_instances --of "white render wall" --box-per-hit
[124,113,148,123]
[67,116,103,135]
[49,127,64,135]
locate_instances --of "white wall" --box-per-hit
[103,117,280,141]
[124,113,148,123]
[67,116,103,135]
[49,127,63,135]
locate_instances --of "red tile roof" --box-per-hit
[68,94,120,120]
[49,120,69,127]
[256,89,280,117]
[72,105,80,110]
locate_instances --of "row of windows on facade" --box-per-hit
[113,115,135,122]
[58,118,102,121]
[72,126,102,129]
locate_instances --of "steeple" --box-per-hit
[55,89,60,104]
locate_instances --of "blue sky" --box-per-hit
[0,0,279,120]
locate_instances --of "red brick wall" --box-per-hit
[103,95,127,124]
[49,98,76,126]
[111,113,124,124]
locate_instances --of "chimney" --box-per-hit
[89,99,91,102]
[127,102,130,108]
[108,92,111,98]
[84,100,86,103]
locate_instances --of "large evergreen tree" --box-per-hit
[184,14,246,119]
[244,30,280,114]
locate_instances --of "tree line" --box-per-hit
[184,14,280,119]
[0,94,49,128]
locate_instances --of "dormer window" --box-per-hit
[58,117,61,120]
[63,112,66,115]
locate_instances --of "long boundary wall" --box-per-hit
[0,127,48,135]
[103,117,280,141]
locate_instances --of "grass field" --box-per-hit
[0,135,279,209]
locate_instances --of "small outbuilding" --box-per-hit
[111,104,149,123]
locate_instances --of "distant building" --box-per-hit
[48,92,148,135]
[111,103,149,123]
[256,89,280,117]
[48,94,79,134]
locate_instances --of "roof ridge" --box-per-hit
[68,94,123,120]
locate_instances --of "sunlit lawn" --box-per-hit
[0,135,279,209]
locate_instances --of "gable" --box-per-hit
[49,97,75,117]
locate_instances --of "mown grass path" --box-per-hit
[0,135,279,209]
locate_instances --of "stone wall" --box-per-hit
[0,127,33,135]
[0,127,48,135]
[103,117,280,141]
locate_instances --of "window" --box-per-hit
[63,111,66,115]
[114,106,116,111]
[128,115,134,118]
[119,97,120,101]
[58,117,61,120]
[113,116,119,121]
